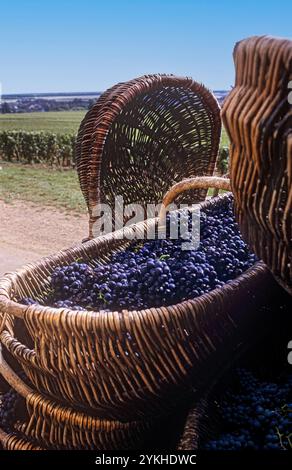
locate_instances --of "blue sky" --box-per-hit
[1,0,291,93]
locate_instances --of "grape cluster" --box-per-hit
[203,369,292,450]
[20,195,257,312]
[0,387,20,432]
[20,297,39,306]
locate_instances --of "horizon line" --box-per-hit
[2,89,229,98]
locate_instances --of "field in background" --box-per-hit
[0,110,229,145]
[0,162,86,212]
[0,111,229,213]
[0,111,86,134]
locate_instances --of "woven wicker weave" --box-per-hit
[75,74,221,238]
[0,178,279,423]
[0,428,44,450]
[222,36,292,294]
[0,349,149,450]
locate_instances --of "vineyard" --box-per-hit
[0,111,229,214]
[0,110,230,168]
[0,131,76,167]
[0,112,84,167]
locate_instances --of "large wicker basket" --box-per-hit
[75,74,222,238]
[222,36,292,295]
[0,178,280,424]
[0,349,150,450]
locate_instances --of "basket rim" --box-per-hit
[0,345,149,429]
[0,193,268,327]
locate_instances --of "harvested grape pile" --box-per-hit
[1,370,291,451]
[21,195,257,311]
[203,369,292,450]
[0,387,22,433]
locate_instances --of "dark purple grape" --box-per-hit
[0,387,21,432]
[21,195,258,312]
[203,369,292,451]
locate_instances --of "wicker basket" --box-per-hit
[0,349,150,450]
[0,178,279,423]
[75,74,222,238]
[177,286,292,451]
[222,36,292,295]
[0,429,44,450]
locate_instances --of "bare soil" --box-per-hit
[0,200,88,277]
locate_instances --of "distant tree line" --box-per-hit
[0,98,97,114]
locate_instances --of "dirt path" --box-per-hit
[0,200,88,277]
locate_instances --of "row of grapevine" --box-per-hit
[0,131,76,167]
[0,131,230,171]
[217,146,229,175]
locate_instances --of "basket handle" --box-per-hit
[0,344,32,398]
[159,176,231,221]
